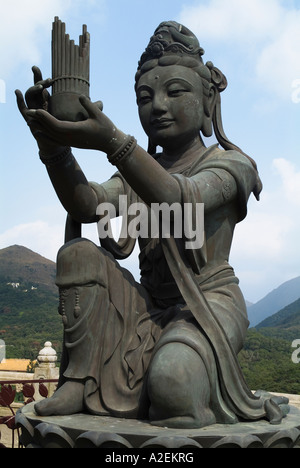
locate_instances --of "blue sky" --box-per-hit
[0,0,300,303]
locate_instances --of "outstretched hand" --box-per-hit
[16,66,65,157]
[25,95,118,153]
[16,66,122,157]
[24,66,53,110]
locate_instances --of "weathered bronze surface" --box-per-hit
[16,19,288,429]
[17,402,300,448]
[49,17,90,121]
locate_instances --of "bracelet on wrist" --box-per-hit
[39,147,72,167]
[107,135,137,166]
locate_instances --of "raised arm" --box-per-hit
[15,69,104,223]
[21,94,181,208]
[45,151,99,223]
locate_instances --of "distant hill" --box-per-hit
[255,297,300,341]
[1,244,300,395]
[0,245,56,293]
[239,296,300,394]
[257,297,300,329]
[247,276,300,327]
[0,245,62,360]
[239,328,300,394]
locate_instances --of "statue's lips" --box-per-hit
[151,118,174,129]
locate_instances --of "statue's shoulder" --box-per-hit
[203,145,253,167]
[196,146,256,183]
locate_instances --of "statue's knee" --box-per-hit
[148,343,209,415]
[56,238,107,287]
[149,343,195,387]
[147,343,216,428]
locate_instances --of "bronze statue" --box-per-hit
[16,20,287,428]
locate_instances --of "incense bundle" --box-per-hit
[51,17,90,97]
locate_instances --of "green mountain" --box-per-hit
[0,245,62,360]
[0,244,57,293]
[1,244,300,396]
[256,298,300,340]
[239,297,300,394]
[239,328,300,394]
[247,276,300,327]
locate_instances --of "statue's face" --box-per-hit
[136,65,205,151]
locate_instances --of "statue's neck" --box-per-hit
[158,136,206,172]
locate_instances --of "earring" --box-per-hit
[202,114,213,137]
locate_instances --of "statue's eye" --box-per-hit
[167,83,190,98]
[138,91,152,105]
[168,89,185,97]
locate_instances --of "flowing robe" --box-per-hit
[56,144,282,423]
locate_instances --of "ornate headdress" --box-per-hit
[136,22,227,93]
[136,21,262,199]
[138,21,205,68]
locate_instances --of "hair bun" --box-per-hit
[206,61,227,93]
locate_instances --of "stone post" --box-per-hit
[33,342,59,401]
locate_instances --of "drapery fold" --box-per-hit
[61,145,283,424]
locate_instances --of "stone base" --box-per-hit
[16,402,300,448]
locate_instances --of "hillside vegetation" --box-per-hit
[1,245,300,395]
[239,328,300,394]
[247,276,300,327]
[0,245,62,360]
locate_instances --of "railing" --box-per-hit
[0,379,58,448]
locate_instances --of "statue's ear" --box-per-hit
[202,84,217,138]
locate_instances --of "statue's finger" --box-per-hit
[32,66,43,84]
[94,100,104,112]
[34,78,54,90]
[27,109,73,133]
[79,95,101,118]
[15,89,29,121]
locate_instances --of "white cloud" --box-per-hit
[230,157,300,301]
[179,0,300,100]
[0,0,106,79]
[255,10,300,100]
[0,221,63,262]
[272,158,300,206]
[0,219,140,282]
[0,0,67,79]
[232,193,293,262]
[180,0,281,43]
